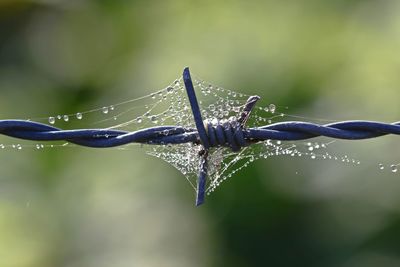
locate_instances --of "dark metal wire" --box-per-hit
[1,67,399,205]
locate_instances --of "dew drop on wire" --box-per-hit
[379,163,384,170]
[63,115,69,122]
[76,113,83,120]
[102,107,109,114]
[57,115,62,120]
[48,117,55,124]
[263,107,269,112]
[136,117,142,124]
[391,165,398,173]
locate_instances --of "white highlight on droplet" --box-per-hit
[391,164,398,173]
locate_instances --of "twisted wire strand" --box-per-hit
[1,120,399,147]
[1,67,399,205]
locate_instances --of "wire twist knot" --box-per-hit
[204,117,246,152]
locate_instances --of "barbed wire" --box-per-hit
[1,67,399,205]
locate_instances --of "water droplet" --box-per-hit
[379,163,384,170]
[269,104,276,114]
[102,107,109,114]
[391,164,398,173]
[57,115,62,120]
[150,115,158,123]
[136,117,143,123]
[36,144,41,149]
[233,106,240,113]
[110,105,115,111]
[48,117,55,124]
[311,154,316,159]
[151,93,156,99]
[0,144,4,149]
[263,107,269,112]
[76,113,83,120]
[166,86,174,93]
[16,144,22,150]
[63,115,69,122]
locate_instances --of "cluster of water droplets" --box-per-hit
[206,139,362,194]
[0,142,69,151]
[47,106,115,125]
[379,163,399,173]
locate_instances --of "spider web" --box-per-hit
[1,72,398,196]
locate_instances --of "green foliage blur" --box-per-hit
[1,1,400,266]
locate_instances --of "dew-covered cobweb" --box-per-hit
[1,73,399,196]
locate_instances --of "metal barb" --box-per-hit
[183,67,211,205]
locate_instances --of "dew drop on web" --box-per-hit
[48,116,55,124]
[391,164,398,173]
[150,115,158,124]
[269,104,276,114]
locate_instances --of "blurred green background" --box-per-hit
[1,0,400,266]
